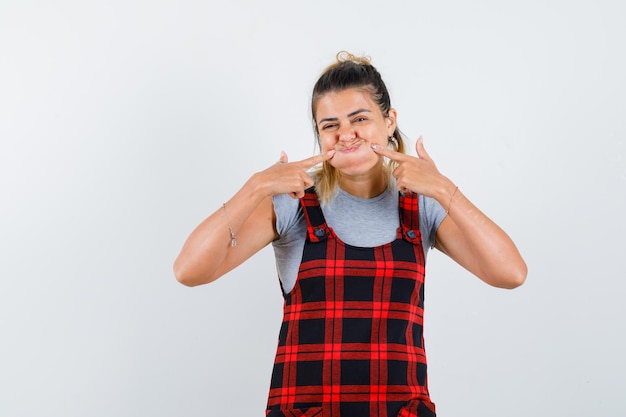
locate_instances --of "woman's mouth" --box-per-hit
[336,139,365,153]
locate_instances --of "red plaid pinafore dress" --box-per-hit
[266,187,436,417]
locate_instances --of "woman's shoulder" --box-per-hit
[272,193,304,237]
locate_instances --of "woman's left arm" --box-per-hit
[372,137,527,289]
[433,188,527,289]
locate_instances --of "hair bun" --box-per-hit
[336,50,372,66]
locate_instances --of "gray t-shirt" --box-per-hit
[272,184,447,294]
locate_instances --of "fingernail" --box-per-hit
[327,149,336,156]
[370,144,379,150]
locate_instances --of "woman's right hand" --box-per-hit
[253,149,336,199]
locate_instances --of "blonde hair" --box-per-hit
[310,51,406,203]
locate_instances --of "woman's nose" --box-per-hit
[338,124,356,142]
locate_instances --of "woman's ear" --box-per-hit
[386,108,397,135]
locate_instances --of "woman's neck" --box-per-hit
[338,170,388,199]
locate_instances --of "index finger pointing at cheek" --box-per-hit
[299,149,336,170]
[370,143,406,162]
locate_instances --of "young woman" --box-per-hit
[174,51,527,417]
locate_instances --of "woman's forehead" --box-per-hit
[314,88,377,118]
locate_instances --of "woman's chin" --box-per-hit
[330,154,380,176]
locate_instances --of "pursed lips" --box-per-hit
[336,139,365,153]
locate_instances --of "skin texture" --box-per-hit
[174,88,527,289]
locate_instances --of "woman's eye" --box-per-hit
[353,117,367,123]
[322,124,337,130]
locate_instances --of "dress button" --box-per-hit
[406,230,417,239]
[314,228,326,237]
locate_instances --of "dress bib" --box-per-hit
[267,188,436,417]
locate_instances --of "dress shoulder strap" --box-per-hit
[398,191,423,244]
[300,187,331,242]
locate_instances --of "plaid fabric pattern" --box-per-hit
[267,188,436,417]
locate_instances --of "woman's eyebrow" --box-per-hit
[319,109,371,124]
[347,108,371,118]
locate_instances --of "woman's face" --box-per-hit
[315,88,396,176]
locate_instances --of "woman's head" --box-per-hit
[311,52,405,202]
[311,51,403,152]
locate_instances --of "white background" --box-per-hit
[1,0,625,415]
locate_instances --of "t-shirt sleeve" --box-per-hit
[271,193,307,293]
[273,193,302,237]
[419,195,447,250]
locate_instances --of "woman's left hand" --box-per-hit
[371,136,454,199]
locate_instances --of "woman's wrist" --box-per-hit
[245,171,274,201]
[432,176,457,207]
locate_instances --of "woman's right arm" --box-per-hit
[173,178,277,287]
[173,150,335,287]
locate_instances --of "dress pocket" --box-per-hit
[266,406,323,417]
[397,399,436,417]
